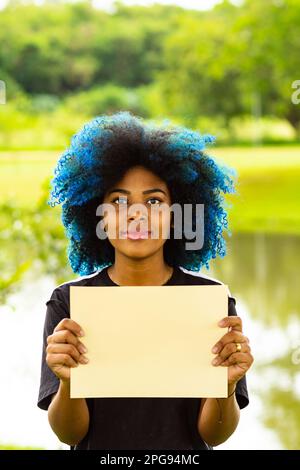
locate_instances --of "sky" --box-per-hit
[0,0,236,12]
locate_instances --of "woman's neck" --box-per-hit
[107,251,173,286]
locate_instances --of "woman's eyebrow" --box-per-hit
[143,188,167,195]
[108,188,167,196]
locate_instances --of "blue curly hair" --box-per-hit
[49,111,237,275]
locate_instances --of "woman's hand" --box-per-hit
[46,318,89,383]
[211,316,254,387]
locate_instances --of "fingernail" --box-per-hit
[218,319,226,326]
[78,329,85,337]
[212,358,219,366]
[212,345,219,353]
[78,344,87,354]
[79,356,89,364]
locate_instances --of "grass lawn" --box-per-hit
[0,443,45,449]
[213,146,300,233]
[1,146,300,234]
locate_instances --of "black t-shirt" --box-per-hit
[37,265,249,450]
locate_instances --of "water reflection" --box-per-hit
[205,232,300,450]
[207,232,300,327]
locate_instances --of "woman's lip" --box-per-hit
[121,231,152,240]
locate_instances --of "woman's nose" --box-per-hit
[128,206,148,222]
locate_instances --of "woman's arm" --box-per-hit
[198,315,253,447]
[46,318,90,446]
[197,383,240,446]
[48,379,89,446]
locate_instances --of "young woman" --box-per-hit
[37,111,253,450]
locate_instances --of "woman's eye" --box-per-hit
[112,197,162,205]
[147,198,162,205]
[112,197,127,205]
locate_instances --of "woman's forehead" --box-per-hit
[106,166,170,194]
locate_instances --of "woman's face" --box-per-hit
[101,165,173,260]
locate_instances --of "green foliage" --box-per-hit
[0,177,73,303]
[0,0,299,145]
[63,84,148,117]
[0,1,176,94]
[0,101,88,149]
[157,0,300,133]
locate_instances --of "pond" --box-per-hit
[1,232,299,449]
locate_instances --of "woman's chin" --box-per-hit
[115,242,161,259]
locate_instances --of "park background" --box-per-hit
[0,0,299,450]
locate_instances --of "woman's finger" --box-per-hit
[218,316,243,332]
[212,342,251,365]
[46,353,79,369]
[46,342,82,363]
[219,352,254,367]
[212,331,247,354]
[47,329,79,346]
[53,318,84,337]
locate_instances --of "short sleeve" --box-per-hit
[37,286,70,411]
[228,295,249,409]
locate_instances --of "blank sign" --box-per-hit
[70,284,228,398]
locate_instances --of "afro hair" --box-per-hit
[48,111,237,275]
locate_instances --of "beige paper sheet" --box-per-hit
[70,284,228,399]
